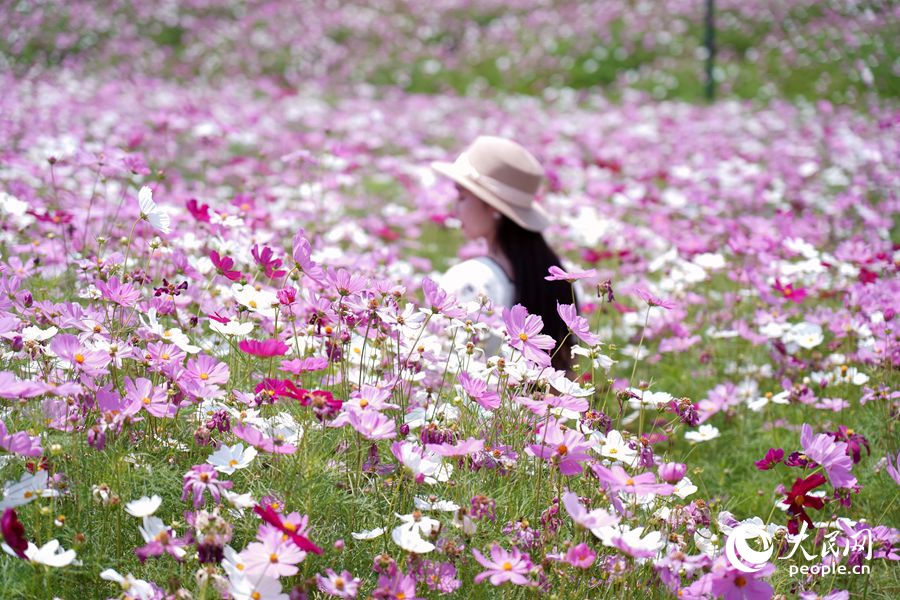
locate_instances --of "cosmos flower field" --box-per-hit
[0,2,898,599]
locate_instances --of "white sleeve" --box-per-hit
[440,259,508,307]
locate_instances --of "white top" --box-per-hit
[440,256,515,309]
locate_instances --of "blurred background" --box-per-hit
[2,0,897,106]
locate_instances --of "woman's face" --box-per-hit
[455,185,499,241]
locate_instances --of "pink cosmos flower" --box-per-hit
[96,276,141,307]
[658,462,687,483]
[209,250,242,282]
[885,450,900,487]
[50,333,111,377]
[800,423,857,488]
[292,230,325,283]
[253,504,322,555]
[545,265,596,282]
[683,557,774,600]
[241,529,306,577]
[564,543,596,568]
[502,304,555,367]
[0,419,42,458]
[316,568,360,598]
[459,372,500,410]
[184,354,230,386]
[233,423,298,455]
[425,437,485,457]
[328,268,368,297]
[181,464,232,508]
[136,516,188,562]
[591,463,675,496]
[529,420,592,476]
[557,302,600,346]
[124,377,176,418]
[561,491,619,530]
[239,338,289,357]
[280,357,329,374]
[634,287,676,310]
[347,410,396,440]
[421,277,466,320]
[471,544,532,586]
[373,571,420,599]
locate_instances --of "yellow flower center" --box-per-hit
[161,353,170,360]
[249,300,258,308]
[269,553,279,563]
[359,399,369,408]
[74,353,85,364]
[625,478,635,486]
[142,397,151,405]
[251,592,261,600]
[518,333,528,342]
[502,561,513,571]
[200,373,209,380]
[557,444,568,455]
[335,578,345,590]
[229,459,238,467]
[283,521,297,532]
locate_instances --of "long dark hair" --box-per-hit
[496,216,577,372]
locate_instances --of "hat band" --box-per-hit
[454,154,535,208]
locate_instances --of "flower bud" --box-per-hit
[658,462,687,484]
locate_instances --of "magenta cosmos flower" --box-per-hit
[471,544,533,586]
[529,419,593,475]
[209,250,242,281]
[502,304,555,367]
[238,338,289,357]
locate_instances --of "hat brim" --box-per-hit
[430,161,550,232]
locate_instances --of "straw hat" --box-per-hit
[431,136,550,232]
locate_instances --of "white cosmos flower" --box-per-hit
[685,424,720,442]
[100,568,155,600]
[138,186,171,234]
[209,319,254,337]
[0,470,59,510]
[351,527,385,540]
[414,496,460,512]
[783,322,824,350]
[392,512,439,554]
[139,517,186,559]
[595,429,638,466]
[124,495,162,518]
[208,443,258,474]
[222,489,256,510]
[2,539,78,567]
[20,325,58,342]
[231,284,278,319]
[672,477,698,499]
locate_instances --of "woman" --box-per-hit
[431,135,577,372]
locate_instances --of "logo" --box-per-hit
[725,523,774,573]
